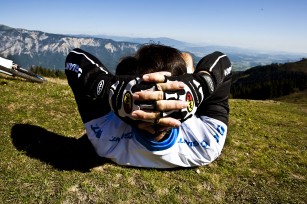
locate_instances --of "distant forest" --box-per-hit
[30,58,307,100]
[231,58,307,99]
[30,66,66,79]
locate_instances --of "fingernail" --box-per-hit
[143,75,149,80]
[133,93,139,99]
[148,128,155,134]
[131,112,137,118]
[182,102,188,108]
[178,82,185,88]
[174,121,181,127]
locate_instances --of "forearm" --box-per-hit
[65,48,113,97]
[194,52,232,122]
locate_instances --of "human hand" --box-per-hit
[131,95,186,134]
[137,72,207,123]
[108,72,185,127]
[131,71,188,133]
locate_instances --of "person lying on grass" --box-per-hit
[65,44,232,168]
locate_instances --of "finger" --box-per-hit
[138,122,153,129]
[156,81,185,91]
[133,81,185,101]
[137,118,181,134]
[131,110,162,120]
[137,122,156,134]
[158,117,181,127]
[156,100,187,111]
[136,116,181,127]
[142,71,171,82]
[134,91,164,101]
[137,122,171,135]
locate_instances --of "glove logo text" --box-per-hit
[65,63,80,74]
[123,92,133,114]
[186,92,194,112]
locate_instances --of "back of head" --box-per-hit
[116,44,187,76]
[115,44,187,141]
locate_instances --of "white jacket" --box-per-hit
[85,113,227,168]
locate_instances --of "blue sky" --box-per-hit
[1,0,307,53]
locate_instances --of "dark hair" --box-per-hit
[116,44,187,76]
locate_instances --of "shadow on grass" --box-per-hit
[11,124,107,172]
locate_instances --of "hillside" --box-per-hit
[231,58,307,99]
[0,75,306,203]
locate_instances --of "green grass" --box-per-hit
[0,75,306,203]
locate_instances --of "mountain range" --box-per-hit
[1,24,306,73]
[0,25,140,72]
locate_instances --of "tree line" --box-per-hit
[29,66,66,79]
[230,59,307,99]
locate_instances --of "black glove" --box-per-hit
[65,48,154,125]
[156,72,215,122]
[108,76,157,124]
[104,72,216,124]
[84,72,164,126]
